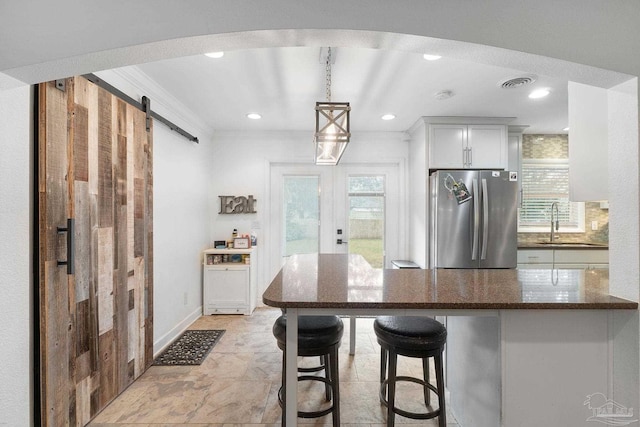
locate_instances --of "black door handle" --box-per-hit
[337,239,348,244]
[57,218,75,275]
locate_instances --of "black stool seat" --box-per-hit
[273,315,344,354]
[374,316,447,427]
[374,316,446,354]
[273,315,343,427]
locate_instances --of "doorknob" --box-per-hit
[57,218,75,275]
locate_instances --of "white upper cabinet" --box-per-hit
[429,124,466,168]
[425,117,513,170]
[466,124,508,168]
[568,82,608,201]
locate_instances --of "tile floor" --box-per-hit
[89,307,458,427]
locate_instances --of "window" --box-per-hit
[518,159,585,232]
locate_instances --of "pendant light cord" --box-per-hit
[326,47,332,102]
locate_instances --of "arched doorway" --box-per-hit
[1,4,639,425]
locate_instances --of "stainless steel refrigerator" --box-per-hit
[430,169,518,268]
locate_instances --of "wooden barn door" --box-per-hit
[38,76,153,426]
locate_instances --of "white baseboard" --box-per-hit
[153,305,203,357]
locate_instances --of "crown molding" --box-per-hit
[94,67,214,141]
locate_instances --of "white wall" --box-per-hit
[88,69,215,352]
[210,130,408,298]
[608,78,640,410]
[152,125,213,352]
[607,78,639,302]
[407,121,427,267]
[568,82,609,201]
[0,86,32,425]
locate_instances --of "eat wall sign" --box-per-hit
[218,195,257,214]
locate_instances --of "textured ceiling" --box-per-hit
[131,46,572,134]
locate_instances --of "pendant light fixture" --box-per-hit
[314,47,351,165]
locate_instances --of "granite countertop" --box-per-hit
[262,253,635,310]
[518,242,609,250]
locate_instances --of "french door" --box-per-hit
[343,174,386,268]
[334,165,401,269]
[269,163,402,276]
[282,175,321,257]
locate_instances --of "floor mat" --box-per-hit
[154,329,225,366]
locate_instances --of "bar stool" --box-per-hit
[374,316,447,427]
[272,314,343,427]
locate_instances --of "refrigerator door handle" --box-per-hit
[481,178,489,260]
[472,178,479,260]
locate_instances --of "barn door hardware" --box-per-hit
[82,73,199,143]
[57,218,75,275]
[142,96,152,132]
[54,79,65,91]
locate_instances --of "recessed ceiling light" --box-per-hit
[423,54,442,61]
[205,51,224,59]
[246,113,262,120]
[381,114,396,121]
[563,127,570,131]
[529,88,550,99]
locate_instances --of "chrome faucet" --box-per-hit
[550,202,560,242]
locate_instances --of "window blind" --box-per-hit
[519,161,584,231]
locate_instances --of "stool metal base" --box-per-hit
[278,348,340,427]
[278,374,334,419]
[273,315,343,427]
[379,376,442,420]
[380,348,446,427]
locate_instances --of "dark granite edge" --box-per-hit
[262,298,637,310]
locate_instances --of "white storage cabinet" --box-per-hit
[203,248,256,315]
[428,121,509,169]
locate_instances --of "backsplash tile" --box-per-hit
[518,134,609,245]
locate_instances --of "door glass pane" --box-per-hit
[283,176,320,256]
[348,176,384,268]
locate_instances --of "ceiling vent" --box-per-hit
[498,74,537,89]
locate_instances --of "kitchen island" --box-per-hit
[263,254,637,427]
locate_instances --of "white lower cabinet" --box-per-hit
[203,249,256,315]
[517,248,608,269]
[517,249,552,268]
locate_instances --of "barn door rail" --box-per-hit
[82,73,199,143]
[57,218,75,275]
